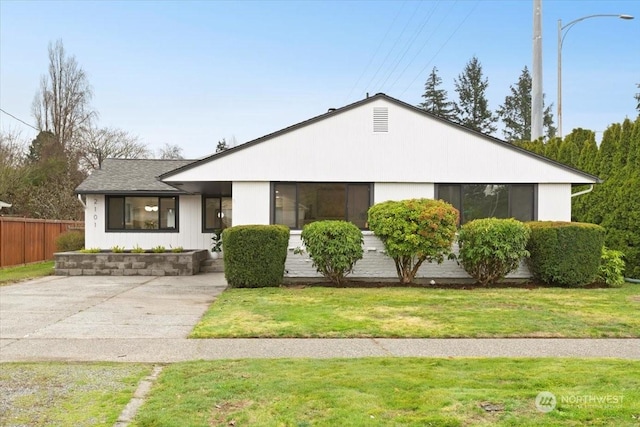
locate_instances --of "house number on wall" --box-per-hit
[93,198,98,228]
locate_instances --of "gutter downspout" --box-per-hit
[77,194,86,208]
[571,184,594,198]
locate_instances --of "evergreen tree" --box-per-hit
[453,56,497,134]
[635,83,640,114]
[577,138,598,174]
[563,128,595,154]
[614,118,634,168]
[595,124,621,179]
[557,139,579,168]
[496,66,556,142]
[544,137,560,160]
[514,139,545,156]
[571,118,640,278]
[418,67,455,120]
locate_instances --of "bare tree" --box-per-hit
[0,129,26,168]
[79,127,150,170]
[31,40,96,151]
[0,130,27,215]
[157,143,184,159]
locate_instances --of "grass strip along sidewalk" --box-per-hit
[191,285,640,338]
[131,358,640,427]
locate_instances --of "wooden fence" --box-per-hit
[0,217,84,268]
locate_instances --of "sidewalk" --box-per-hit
[1,273,639,362]
[2,337,639,362]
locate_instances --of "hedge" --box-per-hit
[526,221,605,287]
[222,225,290,288]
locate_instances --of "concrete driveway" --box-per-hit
[0,274,227,341]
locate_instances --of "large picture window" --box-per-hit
[273,183,371,229]
[436,184,535,224]
[203,196,232,231]
[107,196,178,231]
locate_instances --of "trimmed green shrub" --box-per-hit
[223,225,290,288]
[368,198,459,284]
[596,247,625,287]
[55,231,84,252]
[151,245,166,253]
[300,220,364,285]
[79,248,101,253]
[526,221,605,287]
[457,218,530,286]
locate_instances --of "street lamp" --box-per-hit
[557,14,634,138]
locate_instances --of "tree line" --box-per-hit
[419,55,639,142]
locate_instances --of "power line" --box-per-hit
[344,1,407,103]
[364,1,422,94]
[377,0,441,92]
[400,0,480,98]
[0,108,38,131]
[387,0,458,93]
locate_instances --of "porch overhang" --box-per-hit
[163,180,232,195]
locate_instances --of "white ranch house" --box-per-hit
[76,94,599,279]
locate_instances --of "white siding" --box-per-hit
[374,183,434,203]
[83,195,213,250]
[538,184,572,221]
[164,98,595,185]
[232,181,270,225]
[286,232,531,279]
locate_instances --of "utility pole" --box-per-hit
[531,0,544,141]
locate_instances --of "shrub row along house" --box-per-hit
[75,94,600,279]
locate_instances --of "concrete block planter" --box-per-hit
[54,250,210,276]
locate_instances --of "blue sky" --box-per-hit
[1,0,638,158]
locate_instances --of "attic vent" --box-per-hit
[373,107,388,132]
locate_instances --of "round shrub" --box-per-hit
[300,220,363,285]
[457,218,530,286]
[55,230,85,252]
[368,198,459,284]
[222,225,290,288]
[526,221,605,287]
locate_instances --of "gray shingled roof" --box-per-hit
[76,158,195,194]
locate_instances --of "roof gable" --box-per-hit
[161,94,599,185]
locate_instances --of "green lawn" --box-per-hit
[191,284,640,338]
[131,358,640,427]
[0,362,151,427]
[0,261,55,286]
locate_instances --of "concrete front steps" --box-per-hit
[200,258,224,273]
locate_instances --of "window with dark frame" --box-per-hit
[203,196,232,232]
[436,184,535,224]
[273,182,371,229]
[106,196,178,231]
